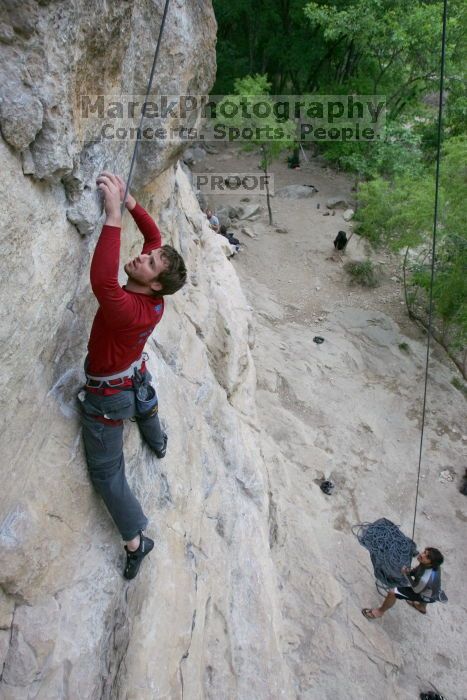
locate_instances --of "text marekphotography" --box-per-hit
[79,94,386,143]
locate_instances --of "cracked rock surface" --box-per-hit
[1,3,467,700]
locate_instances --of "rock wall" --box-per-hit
[0,2,295,697]
[3,4,466,700]
[0,150,295,696]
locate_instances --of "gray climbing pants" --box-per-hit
[79,373,165,541]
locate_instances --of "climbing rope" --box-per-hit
[354,0,449,586]
[353,519,417,589]
[121,0,171,213]
[411,0,448,543]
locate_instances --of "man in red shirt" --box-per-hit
[79,172,187,580]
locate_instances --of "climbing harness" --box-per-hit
[85,354,147,386]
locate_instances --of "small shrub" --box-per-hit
[344,259,379,288]
[399,342,410,353]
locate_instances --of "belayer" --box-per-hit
[362,547,445,619]
[78,172,187,580]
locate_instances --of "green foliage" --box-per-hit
[215,74,296,162]
[304,0,464,115]
[442,137,467,232]
[398,342,410,353]
[356,137,467,352]
[214,0,466,170]
[355,173,435,250]
[344,259,379,287]
[213,0,328,94]
[445,83,467,137]
[233,74,271,95]
[319,122,426,179]
[214,0,465,102]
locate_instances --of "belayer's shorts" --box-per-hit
[393,586,426,603]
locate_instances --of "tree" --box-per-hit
[214,0,466,100]
[213,0,466,179]
[355,137,467,375]
[213,0,334,94]
[215,74,296,224]
[304,0,463,112]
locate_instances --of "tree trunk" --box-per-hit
[261,145,273,225]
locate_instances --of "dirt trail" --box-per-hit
[194,146,467,699]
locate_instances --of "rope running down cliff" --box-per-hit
[121,0,171,214]
[411,0,448,543]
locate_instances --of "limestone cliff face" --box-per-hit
[0,156,294,697]
[0,0,217,231]
[0,2,293,697]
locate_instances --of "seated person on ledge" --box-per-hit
[219,224,240,250]
[206,208,220,232]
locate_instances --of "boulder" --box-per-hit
[218,204,256,223]
[240,226,257,238]
[343,208,354,221]
[224,176,241,190]
[238,204,261,220]
[326,196,349,209]
[203,143,218,154]
[220,215,232,228]
[215,207,232,228]
[225,204,244,219]
[276,185,318,199]
[183,146,207,166]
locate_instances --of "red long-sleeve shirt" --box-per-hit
[86,203,164,376]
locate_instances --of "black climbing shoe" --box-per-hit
[155,433,168,459]
[123,532,154,580]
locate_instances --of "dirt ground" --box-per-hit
[192,145,467,699]
[199,144,406,321]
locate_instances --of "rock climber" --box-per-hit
[78,172,187,580]
[362,547,444,619]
